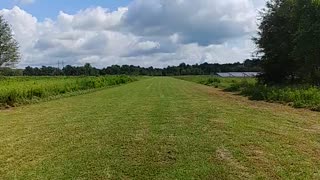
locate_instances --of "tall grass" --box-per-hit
[0,76,137,107]
[175,75,256,88]
[234,83,320,111]
[177,76,320,111]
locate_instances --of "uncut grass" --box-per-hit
[238,84,320,110]
[177,76,320,111]
[1,78,320,179]
[0,76,136,107]
[175,75,256,88]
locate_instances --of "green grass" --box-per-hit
[1,77,320,179]
[0,76,137,108]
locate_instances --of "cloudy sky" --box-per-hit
[0,0,265,68]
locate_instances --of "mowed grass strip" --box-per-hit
[0,77,320,179]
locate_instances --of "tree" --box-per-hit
[0,15,20,67]
[256,0,320,85]
[254,0,298,84]
[0,67,23,76]
[292,0,320,85]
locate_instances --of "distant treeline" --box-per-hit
[0,59,261,76]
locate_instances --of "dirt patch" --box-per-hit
[216,147,251,179]
[298,124,320,134]
[244,145,276,174]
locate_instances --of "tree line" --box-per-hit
[13,59,260,76]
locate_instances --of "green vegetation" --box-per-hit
[0,76,136,108]
[0,67,23,76]
[20,59,261,76]
[0,15,20,67]
[1,77,320,179]
[178,76,320,111]
[176,75,256,89]
[256,0,320,84]
[230,83,320,111]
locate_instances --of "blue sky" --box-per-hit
[1,0,132,20]
[0,0,264,68]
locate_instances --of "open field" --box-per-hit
[0,76,136,108]
[1,77,320,179]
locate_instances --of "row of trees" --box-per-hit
[21,59,261,76]
[257,0,320,85]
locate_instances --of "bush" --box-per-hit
[198,77,221,88]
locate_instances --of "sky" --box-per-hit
[0,0,266,68]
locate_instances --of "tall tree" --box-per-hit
[0,15,20,67]
[256,0,320,85]
[255,0,298,84]
[292,0,320,85]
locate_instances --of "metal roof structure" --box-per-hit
[216,72,260,78]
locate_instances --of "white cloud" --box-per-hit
[57,7,127,31]
[0,0,264,68]
[124,0,261,45]
[0,6,38,53]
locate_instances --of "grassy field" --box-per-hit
[1,77,320,179]
[0,76,136,108]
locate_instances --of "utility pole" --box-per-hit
[62,60,65,76]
